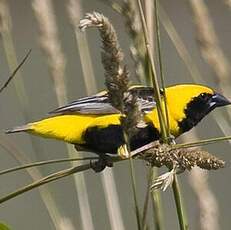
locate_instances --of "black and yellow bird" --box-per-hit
[6,84,230,171]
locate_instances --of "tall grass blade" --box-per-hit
[136,0,167,141]
[172,176,188,230]
[153,0,170,137]
[0,49,31,94]
[151,167,165,230]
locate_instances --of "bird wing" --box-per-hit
[49,86,157,115]
[129,86,157,113]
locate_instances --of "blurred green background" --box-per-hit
[0,0,230,229]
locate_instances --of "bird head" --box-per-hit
[164,84,231,135]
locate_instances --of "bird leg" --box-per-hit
[168,134,176,144]
[90,154,113,172]
[74,144,113,172]
[159,134,176,145]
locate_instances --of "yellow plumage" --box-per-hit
[29,114,121,144]
[6,83,230,173]
[165,84,212,122]
[7,83,229,156]
[23,84,214,144]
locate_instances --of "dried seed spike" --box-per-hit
[79,12,104,31]
[79,12,144,142]
[138,141,225,172]
[150,166,176,191]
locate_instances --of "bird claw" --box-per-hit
[168,135,176,144]
[117,144,130,159]
[90,155,113,172]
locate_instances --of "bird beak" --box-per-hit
[210,93,231,107]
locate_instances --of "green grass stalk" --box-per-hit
[136,0,168,141]
[174,135,231,149]
[1,31,30,119]
[125,133,141,229]
[153,0,170,138]
[135,1,167,229]
[144,1,166,229]
[154,2,188,229]
[129,156,142,230]
[137,1,188,229]
[141,168,152,229]
[172,176,189,230]
[0,49,31,94]
[0,163,91,205]
[151,167,164,230]
[0,155,98,176]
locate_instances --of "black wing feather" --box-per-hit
[49,86,157,115]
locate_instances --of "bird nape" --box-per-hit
[6,84,231,172]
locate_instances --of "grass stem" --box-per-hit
[0,163,91,205]
[153,0,170,139]
[174,135,231,149]
[141,168,152,228]
[172,176,188,230]
[136,0,168,141]
[154,1,188,229]
[129,157,142,230]
[0,156,98,176]
[0,49,31,94]
[151,167,164,230]
[124,133,142,230]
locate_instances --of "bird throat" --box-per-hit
[177,93,213,133]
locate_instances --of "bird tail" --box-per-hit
[5,124,31,134]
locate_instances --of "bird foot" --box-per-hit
[90,155,113,172]
[168,135,176,144]
[117,144,129,159]
[160,135,176,145]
